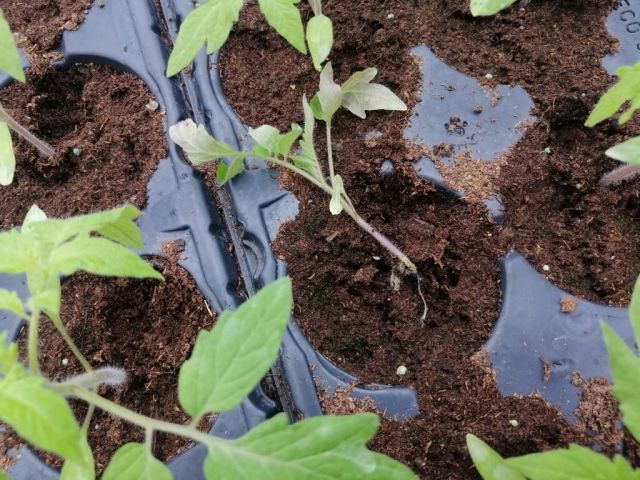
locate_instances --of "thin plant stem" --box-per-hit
[308,0,322,16]
[0,104,55,157]
[325,122,335,181]
[145,427,154,454]
[51,315,93,373]
[258,155,332,195]
[27,310,41,375]
[49,313,97,433]
[83,404,97,435]
[69,387,219,448]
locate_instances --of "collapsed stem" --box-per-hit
[341,203,417,273]
[0,104,55,157]
[260,155,417,272]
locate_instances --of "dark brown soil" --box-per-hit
[220,0,640,478]
[0,0,91,53]
[0,63,167,229]
[24,243,215,474]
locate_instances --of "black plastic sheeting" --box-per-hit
[0,0,639,478]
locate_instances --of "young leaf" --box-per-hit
[0,472,9,480]
[0,289,25,318]
[469,0,517,16]
[292,96,319,174]
[49,236,163,280]
[22,204,47,229]
[466,434,525,480]
[0,8,24,82]
[0,206,161,319]
[602,322,640,442]
[170,119,241,165]
[249,124,281,155]
[249,124,302,158]
[306,14,333,71]
[309,94,324,120]
[341,68,407,119]
[329,174,344,215]
[506,444,638,480]
[606,136,640,165]
[102,443,172,480]
[586,62,640,127]
[216,155,246,184]
[32,205,145,249]
[0,229,38,273]
[178,277,292,418]
[257,0,306,54]
[166,0,244,77]
[28,271,61,318]
[318,63,342,120]
[276,124,303,157]
[0,375,87,465]
[0,121,14,186]
[204,413,417,479]
[0,335,19,376]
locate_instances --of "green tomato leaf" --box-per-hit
[0,375,86,464]
[341,68,407,119]
[309,94,324,120]
[606,136,640,166]
[329,174,344,215]
[216,155,246,184]
[33,205,145,249]
[466,434,524,480]
[293,95,320,174]
[249,124,281,155]
[0,9,24,82]
[22,204,47,230]
[277,124,303,157]
[27,270,62,320]
[586,62,640,127]
[257,0,306,54]
[306,14,333,71]
[469,0,517,16]
[0,289,25,318]
[49,236,163,280]
[0,229,38,273]
[204,413,416,479]
[178,277,293,418]
[166,0,244,77]
[102,443,172,480]
[369,453,419,480]
[506,444,639,480]
[602,322,640,442]
[0,471,9,480]
[170,119,241,165]
[0,336,19,377]
[318,63,342,120]
[60,439,95,480]
[0,121,14,186]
